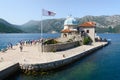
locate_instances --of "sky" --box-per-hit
[0,0,120,25]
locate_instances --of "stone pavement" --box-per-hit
[0,42,107,65]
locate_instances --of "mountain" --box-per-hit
[20,15,120,33]
[79,15,120,33]
[20,19,65,33]
[0,18,23,33]
[19,20,41,33]
[1,15,120,33]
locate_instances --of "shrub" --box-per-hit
[67,39,73,42]
[44,39,59,44]
[83,36,92,45]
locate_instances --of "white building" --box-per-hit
[60,16,96,42]
[79,22,96,42]
[61,16,79,40]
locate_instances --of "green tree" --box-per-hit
[83,36,92,45]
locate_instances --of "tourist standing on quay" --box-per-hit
[19,41,23,52]
[9,43,13,49]
[7,42,13,49]
[19,44,23,52]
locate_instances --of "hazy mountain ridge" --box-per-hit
[20,18,65,33]
[1,15,120,33]
[81,15,120,28]
[21,15,120,33]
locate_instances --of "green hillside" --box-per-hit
[0,19,23,33]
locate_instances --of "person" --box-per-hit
[19,41,22,46]
[9,43,13,49]
[7,43,12,49]
[0,57,4,62]
[7,44,10,49]
[63,54,65,58]
[20,45,23,52]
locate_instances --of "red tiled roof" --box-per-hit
[79,22,96,27]
[61,29,72,33]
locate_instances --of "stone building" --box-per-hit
[61,16,78,35]
[60,16,96,42]
[61,16,81,42]
[79,22,96,42]
[43,16,97,52]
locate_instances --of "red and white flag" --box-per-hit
[42,9,56,16]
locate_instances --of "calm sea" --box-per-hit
[1,33,120,80]
[0,33,60,50]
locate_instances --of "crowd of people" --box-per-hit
[7,43,13,49]
[1,38,49,52]
[18,39,44,52]
[19,39,41,46]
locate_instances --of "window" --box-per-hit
[86,30,89,33]
[63,33,67,37]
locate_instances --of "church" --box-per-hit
[61,16,96,43]
[43,16,100,52]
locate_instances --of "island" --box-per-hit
[0,16,109,80]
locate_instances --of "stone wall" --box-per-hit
[43,41,80,52]
[19,42,108,72]
[0,42,108,79]
[0,63,19,80]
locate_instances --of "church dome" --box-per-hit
[64,16,78,25]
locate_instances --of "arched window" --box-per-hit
[63,33,67,37]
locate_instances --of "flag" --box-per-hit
[42,9,56,16]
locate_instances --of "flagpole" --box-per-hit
[41,9,56,53]
[41,12,44,53]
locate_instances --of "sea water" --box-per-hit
[1,33,120,80]
[0,33,60,50]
